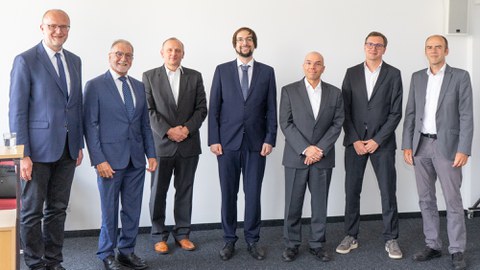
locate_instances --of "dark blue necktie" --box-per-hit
[119,76,135,120]
[54,53,68,100]
[241,65,250,100]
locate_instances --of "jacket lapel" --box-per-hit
[436,65,452,112]
[298,79,316,121]
[370,63,389,101]
[158,65,178,110]
[36,43,66,100]
[315,81,330,126]
[230,60,244,100]
[354,64,369,102]
[104,71,129,119]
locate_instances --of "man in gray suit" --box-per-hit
[142,37,207,254]
[402,35,473,270]
[279,51,344,263]
[337,31,403,259]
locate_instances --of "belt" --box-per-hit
[421,133,437,139]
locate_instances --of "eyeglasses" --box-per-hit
[111,51,134,60]
[44,24,70,31]
[237,37,254,43]
[365,42,385,49]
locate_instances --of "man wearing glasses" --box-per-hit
[9,9,83,270]
[208,27,277,261]
[336,31,403,259]
[83,40,157,270]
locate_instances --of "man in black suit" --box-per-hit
[336,31,403,259]
[279,51,344,263]
[142,37,207,255]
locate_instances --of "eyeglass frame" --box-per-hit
[110,51,134,60]
[44,24,70,32]
[365,42,385,49]
[236,37,254,43]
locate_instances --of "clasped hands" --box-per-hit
[304,145,323,165]
[353,139,379,155]
[167,125,189,142]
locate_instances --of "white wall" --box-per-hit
[1,0,478,231]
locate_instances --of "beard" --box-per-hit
[236,47,253,58]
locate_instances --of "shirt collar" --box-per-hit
[42,40,64,59]
[426,63,446,76]
[304,78,322,91]
[165,65,183,75]
[109,69,128,81]
[364,61,383,73]
[237,58,254,67]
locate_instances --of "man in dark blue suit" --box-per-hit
[9,9,83,270]
[208,27,277,261]
[83,40,157,270]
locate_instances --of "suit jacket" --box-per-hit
[342,62,403,150]
[208,60,277,151]
[83,71,156,170]
[142,65,207,157]
[402,65,473,161]
[280,79,344,169]
[9,41,83,162]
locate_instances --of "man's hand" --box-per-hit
[260,143,273,157]
[96,161,115,178]
[76,149,83,166]
[303,145,323,165]
[210,143,223,156]
[20,156,33,181]
[403,149,413,165]
[167,126,188,142]
[363,139,379,154]
[353,140,368,155]
[453,152,469,167]
[147,158,158,172]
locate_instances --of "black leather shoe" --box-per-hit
[413,247,441,261]
[247,242,265,260]
[452,252,466,270]
[219,242,235,261]
[309,247,331,262]
[103,255,125,270]
[281,247,298,262]
[117,253,148,270]
[46,264,65,270]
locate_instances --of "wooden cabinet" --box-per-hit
[0,209,16,270]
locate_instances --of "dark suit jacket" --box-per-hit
[402,65,473,161]
[9,41,83,162]
[208,60,277,151]
[342,62,403,150]
[142,65,207,157]
[83,71,156,170]
[280,79,344,169]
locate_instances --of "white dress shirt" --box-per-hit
[42,40,71,95]
[165,65,183,105]
[364,61,382,100]
[304,78,322,120]
[109,69,136,106]
[421,64,446,134]
[237,58,254,88]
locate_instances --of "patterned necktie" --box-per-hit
[119,76,135,120]
[241,65,250,100]
[54,53,68,100]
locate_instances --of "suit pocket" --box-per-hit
[29,121,49,129]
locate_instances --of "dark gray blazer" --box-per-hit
[280,79,344,169]
[342,62,403,150]
[142,65,207,158]
[402,64,473,161]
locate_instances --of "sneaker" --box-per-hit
[385,239,403,259]
[336,235,358,254]
[452,252,466,270]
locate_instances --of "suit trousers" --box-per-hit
[20,141,76,269]
[344,145,399,241]
[414,136,466,253]
[217,141,266,244]
[283,166,332,249]
[149,154,199,243]
[96,162,146,260]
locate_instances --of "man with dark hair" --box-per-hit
[336,31,403,259]
[84,39,157,270]
[9,9,83,270]
[402,35,473,270]
[208,27,277,261]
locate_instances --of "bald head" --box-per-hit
[303,51,325,87]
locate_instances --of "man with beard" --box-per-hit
[84,39,157,270]
[8,9,83,270]
[208,27,277,261]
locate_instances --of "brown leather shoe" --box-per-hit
[154,241,169,254]
[176,239,196,251]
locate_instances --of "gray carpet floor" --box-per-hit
[20,217,480,270]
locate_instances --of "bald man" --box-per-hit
[9,9,83,270]
[279,52,344,262]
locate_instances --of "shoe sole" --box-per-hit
[336,242,358,254]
